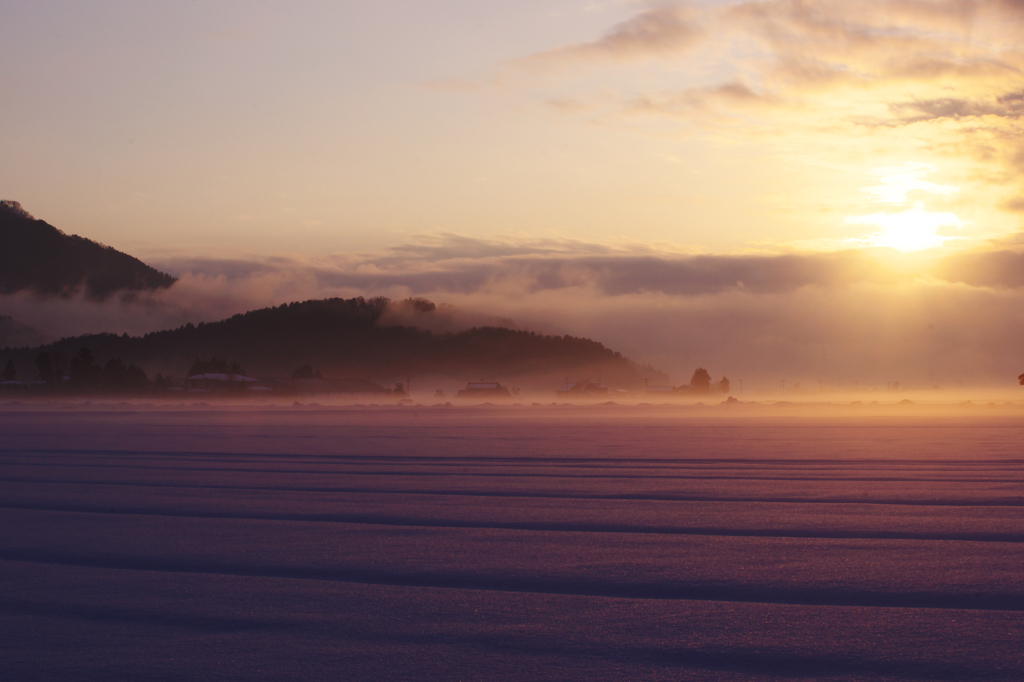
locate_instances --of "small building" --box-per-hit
[556,380,610,397]
[457,382,512,398]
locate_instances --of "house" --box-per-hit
[456,382,512,398]
[556,380,610,397]
[183,373,259,392]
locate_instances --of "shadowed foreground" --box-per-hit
[1,405,1022,680]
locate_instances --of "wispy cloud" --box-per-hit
[480,0,1024,227]
[515,6,704,72]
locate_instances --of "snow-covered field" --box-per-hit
[1,404,1022,680]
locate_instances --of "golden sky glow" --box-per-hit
[3,2,1024,387]
[1,1,1022,259]
[844,164,966,251]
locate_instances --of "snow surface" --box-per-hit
[1,405,1022,680]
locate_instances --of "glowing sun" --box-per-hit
[846,201,966,252]
[845,164,966,252]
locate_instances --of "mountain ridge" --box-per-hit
[0,204,667,389]
[0,200,176,299]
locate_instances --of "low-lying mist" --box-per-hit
[3,237,1024,391]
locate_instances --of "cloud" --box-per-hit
[934,248,1024,288]
[889,91,1024,123]
[7,233,1024,386]
[492,0,1024,223]
[515,6,703,71]
[1003,196,1024,212]
[151,235,913,298]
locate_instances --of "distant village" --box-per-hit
[1,347,730,400]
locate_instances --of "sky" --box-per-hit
[3,0,1024,389]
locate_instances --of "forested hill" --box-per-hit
[0,200,176,299]
[5,297,667,388]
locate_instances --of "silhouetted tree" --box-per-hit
[35,352,55,384]
[53,351,66,379]
[2,359,15,382]
[1019,373,1024,386]
[293,364,324,379]
[124,363,150,393]
[407,298,436,313]
[690,368,712,393]
[96,357,150,393]
[69,347,103,389]
[391,382,406,395]
[35,351,67,387]
[717,376,730,394]
[153,373,167,391]
[104,358,128,389]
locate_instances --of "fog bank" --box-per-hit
[3,237,1024,389]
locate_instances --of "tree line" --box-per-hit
[2,296,670,390]
[19,348,158,393]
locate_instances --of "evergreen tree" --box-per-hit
[69,348,103,389]
[690,368,712,393]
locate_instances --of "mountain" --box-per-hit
[4,297,667,389]
[0,200,176,299]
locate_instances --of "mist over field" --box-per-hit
[6,241,1024,389]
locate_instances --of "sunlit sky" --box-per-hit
[3,0,1022,259]
[5,1,1024,386]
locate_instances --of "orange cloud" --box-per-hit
[497,0,1024,229]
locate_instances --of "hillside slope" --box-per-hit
[0,200,176,299]
[5,297,666,388]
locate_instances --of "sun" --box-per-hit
[846,202,965,252]
[844,164,967,252]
